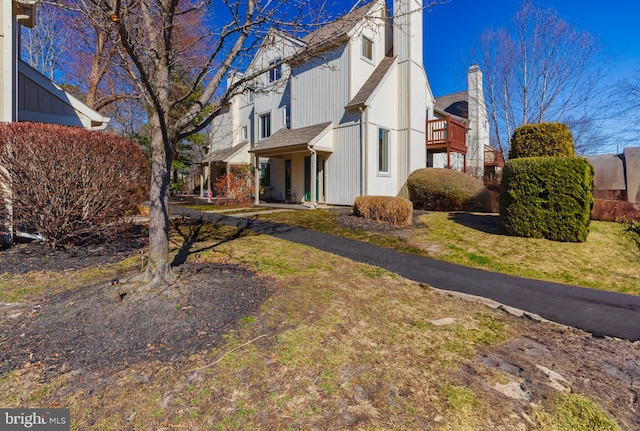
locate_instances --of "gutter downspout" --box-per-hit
[307,144,317,209]
[359,107,365,197]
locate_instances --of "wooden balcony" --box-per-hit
[426,117,467,154]
[426,117,467,171]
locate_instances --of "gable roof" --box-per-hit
[18,60,110,130]
[346,55,396,109]
[434,91,468,121]
[301,1,379,48]
[201,142,250,164]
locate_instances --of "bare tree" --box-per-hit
[474,0,610,155]
[21,3,70,80]
[55,0,337,287]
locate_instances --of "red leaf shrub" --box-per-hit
[213,164,254,207]
[0,123,149,247]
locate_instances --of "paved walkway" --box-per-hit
[175,205,640,341]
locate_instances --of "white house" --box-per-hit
[202,0,434,207]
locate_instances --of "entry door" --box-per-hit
[304,156,320,201]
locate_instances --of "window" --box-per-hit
[241,125,248,141]
[362,36,373,61]
[247,90,254,103]
[378,128,389,174]
[259,113,271,139]
[269,59,282,82]
[283,105,290,129]
[260,163,271,187]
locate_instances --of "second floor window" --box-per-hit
[362,36,373,61]
[241,125,248,141]
[269,59,282,82]
[260,113,271,139]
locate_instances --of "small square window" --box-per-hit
[362,36,373,61]
[269,59,282,82]
[378,128,389,173]
[260,113,271,139]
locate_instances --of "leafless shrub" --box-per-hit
[353,196,413,227]
[0,123,149,247]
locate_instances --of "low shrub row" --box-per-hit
[353,196,413,226]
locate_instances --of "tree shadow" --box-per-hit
[449,212,508,235]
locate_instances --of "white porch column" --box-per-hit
[254,154,260,206]
[310,149,317,208]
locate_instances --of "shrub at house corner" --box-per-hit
[406,168,492,212]
[0,123,149,247]
[500,122,594,242]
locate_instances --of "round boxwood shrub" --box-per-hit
[509,123,575,159]
[407,168,491,211]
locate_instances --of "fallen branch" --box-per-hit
[186,334,268,372]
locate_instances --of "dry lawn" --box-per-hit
[0,219,636,430]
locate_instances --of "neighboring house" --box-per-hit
[1,1,109,244]
[201,0,434,207]
[587,147,640,221]
[427,65,494,178]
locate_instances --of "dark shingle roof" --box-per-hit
[250,122,332,154]
[201,142,249,163]
[435,91,468,120]
[302,1,378,47]
[346,55,396,109]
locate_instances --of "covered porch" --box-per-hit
[197,142,250,201]
[249,122,333,208]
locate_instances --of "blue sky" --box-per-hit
[423,0,640,97]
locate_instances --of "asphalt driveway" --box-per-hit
[175,206,640,342]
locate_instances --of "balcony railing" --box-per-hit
[426,117,467,154]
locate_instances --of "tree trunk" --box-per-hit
[146,113,174,287]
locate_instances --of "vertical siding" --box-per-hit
[326,125,361,205]
[292,46,350,128]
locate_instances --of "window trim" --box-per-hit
[241,125,248,141]
[259,112,271,140]
[268,59,282,83]
[361,35,374,62]
[378,127,390,175]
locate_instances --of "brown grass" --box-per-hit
[353,195,413,226]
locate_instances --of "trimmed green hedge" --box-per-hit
[499,157,594,242]
[509,123,575,159]
[407,168,491,212]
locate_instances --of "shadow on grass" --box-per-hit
[449,212,508,235]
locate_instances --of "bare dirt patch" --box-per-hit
[0,235,273,383]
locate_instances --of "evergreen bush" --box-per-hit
[407,168,491,212]
[509,123,575,159]
[500,157,594,242]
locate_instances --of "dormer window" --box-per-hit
[362,36,373,62]
[269,59,282,82]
